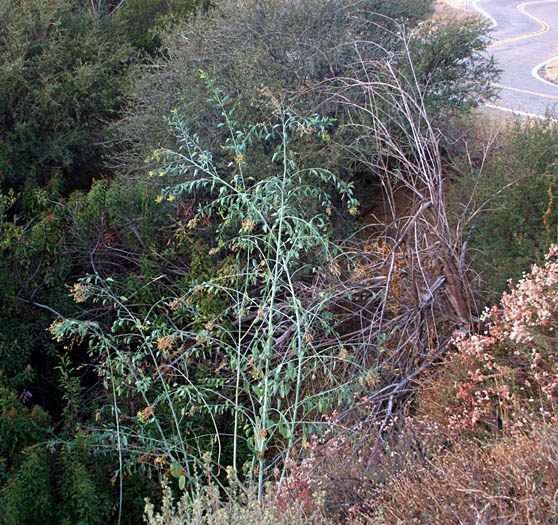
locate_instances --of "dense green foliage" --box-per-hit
[450,119,558,302]
[114,0,496,177]
[114,0,212,53]
[0,0,208,521]
[0,0,210,189]
[0,0,130,187]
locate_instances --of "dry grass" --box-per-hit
[434,0,468,20]
[438,0,464,8]
[373,423,558,524]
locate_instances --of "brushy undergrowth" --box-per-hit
[51,73,366,508]
[4,1,542,523]
[416,243,558,439]
[206,242,558,524]
[144,473,333,525]
[364,242,558,523]
[375,421,558,523]
[449,117,558,303]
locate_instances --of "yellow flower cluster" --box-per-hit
[69,282,89,303]
[241,217,254,232]
[137,405,154,423]
[48,320,64,343]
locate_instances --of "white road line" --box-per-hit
[470,0,558,117]
[472,0,498,28]
[485,103,548,119]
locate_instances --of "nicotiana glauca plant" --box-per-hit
[49,74,369,502]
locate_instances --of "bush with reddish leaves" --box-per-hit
[439,244,558,436]
[353,244,558,523]
[276,413,373,518]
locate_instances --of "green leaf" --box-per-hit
[278,419,290,438]
[170,463,181,478]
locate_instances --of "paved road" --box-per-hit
[470,0,558,117]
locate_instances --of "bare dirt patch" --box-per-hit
[435,0,463,16]
[437,0,464,9]
[434,0,474,21]
[541,57,558,86]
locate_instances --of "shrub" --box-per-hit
[116,0,498,181]
[56,434,116,525]
[452,244,558,435]
[0,175,75,399]
[276,411,380,520]
[50,77,368,501]
[405,16,499,122]
[144,475,330,525]
[1,447,57,525]
[0,388,50,461]
[0,173,175,523]
[113,0,212,54]
[0,178,71,461]
[449,118,558,302]
[0,0,130,187]
[115,0,472,176]
[410,242,558,447]
[337,243,558,523]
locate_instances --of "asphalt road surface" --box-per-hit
[470,0,558,118]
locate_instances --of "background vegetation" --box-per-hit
[1,0,556,523]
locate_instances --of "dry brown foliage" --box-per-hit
[273,39,486,521]
[302,39,480,450]
[372,422,558,524]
